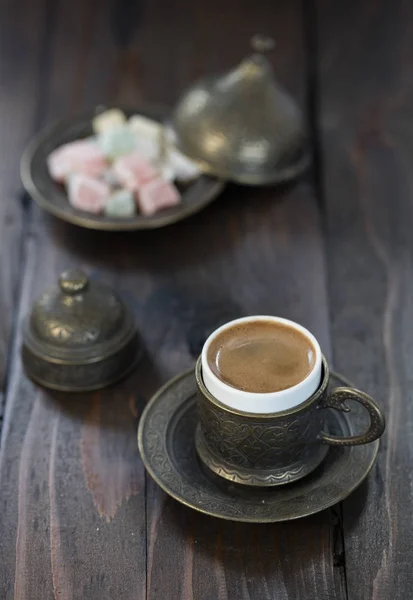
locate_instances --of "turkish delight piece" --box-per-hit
[47,140,108,183]
[104,190,136,218]
[102,168,121,188]
[137,178,181,216]
[155,161,175,183]
[133,136,160,163]
[164,125,178,145]
[67,174,110,214]
[157,161,175,183]
[99,125,136,159]
[168,148,200,183]
[113,152,157,191]
[128,115,162,140]
[92,109,126,134]
[128,115,164,162]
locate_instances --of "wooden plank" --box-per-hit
[0,1,342,599]
[0,0,50,406]
[144,184,343,600]
[138,0,342,598]
[0,1,147,598]
[316,0,413,597]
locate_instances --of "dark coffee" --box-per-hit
[207,320,316,394]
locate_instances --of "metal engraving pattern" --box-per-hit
[30,269,124,350]
[319,387,386,446]
[195,425,328,486]
[194,356,385,486]
[22,269,140,391]
[22,334,140,392]
[138,370,380,522]
[196,392,327,486]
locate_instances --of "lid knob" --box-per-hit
[250,34,275,54]
[59,269,89,295]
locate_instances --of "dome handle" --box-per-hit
[250,34,275,54]
[59,269,89,295]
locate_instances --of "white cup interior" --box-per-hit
[201,315,322,413]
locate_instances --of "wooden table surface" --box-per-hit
[0,0,409,598]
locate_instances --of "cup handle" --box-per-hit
[318,387,386,446]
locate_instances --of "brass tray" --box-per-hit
[21,105,225,231]
[138,369,379,523]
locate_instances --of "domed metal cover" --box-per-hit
[172,35,309,185]
[22,269,139,391]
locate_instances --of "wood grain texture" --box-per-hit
[141,186,343,600]
[0,0,344,598]
[136,0,340,598]
[0,1,147,599]
[0,0,50,405]
[316,0,413,597]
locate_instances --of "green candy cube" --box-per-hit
[104,190,136,218]
[99,126,136,159]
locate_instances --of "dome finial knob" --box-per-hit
[250,34,275,53]
[59,269,89,295]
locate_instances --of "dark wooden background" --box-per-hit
[0,0,409,598]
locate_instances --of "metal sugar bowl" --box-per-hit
[22,269,140,391]
[172,35,309,185]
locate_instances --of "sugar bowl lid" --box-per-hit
[22,269,139,391]
[172,35,309,185]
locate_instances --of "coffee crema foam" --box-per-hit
[207,320,316,394]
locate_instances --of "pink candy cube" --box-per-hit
[137,178,181,216]
[113,152,157,192]
[47,140,108,182]
[68,174,110,214]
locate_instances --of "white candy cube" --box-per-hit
[104,190,136,218]
[92,109,126,134]
[128,115,163,141]
[168,148,200,182]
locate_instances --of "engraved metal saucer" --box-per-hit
[138,370,379,522]
[21,105,225,231]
